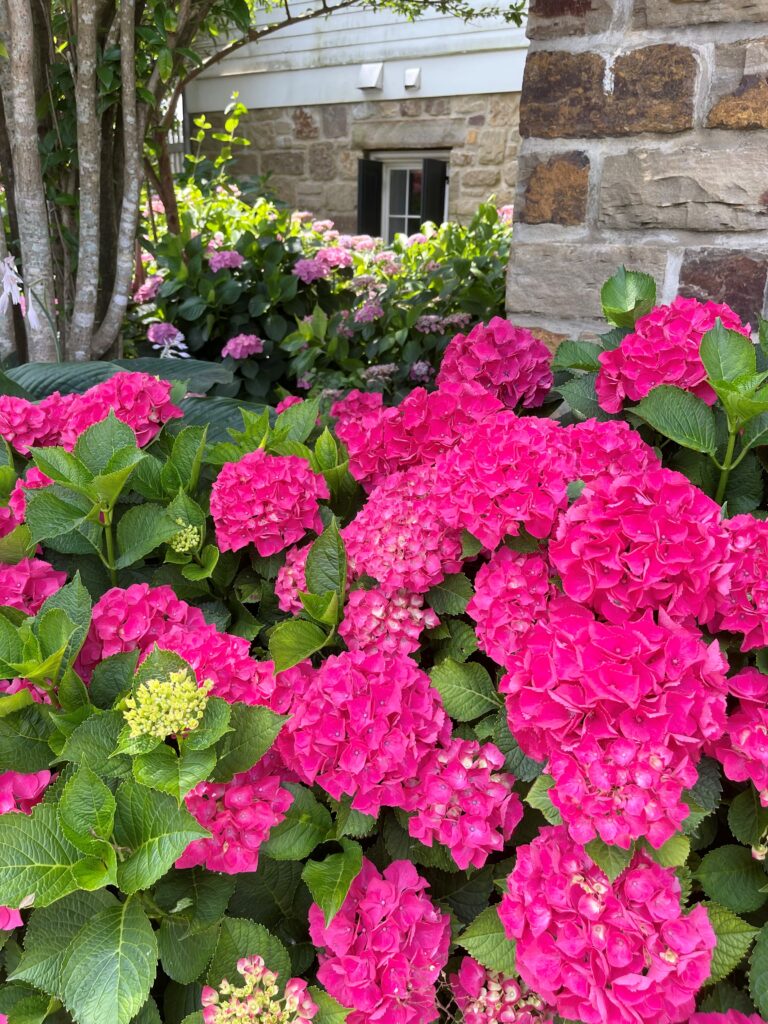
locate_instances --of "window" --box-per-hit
[357,152,449,240]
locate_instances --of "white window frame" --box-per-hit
[370,150,450,240]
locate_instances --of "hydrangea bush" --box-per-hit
[0,268,767,1024]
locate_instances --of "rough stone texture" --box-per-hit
[707,38,768,129]
[519,152,589,225]
[527,0,616,39]
[507,243,671,319]
[599,140,768,232]
[219,93,520,231]
[635,0,768,28]
[679,249,768,323]
[519,45,696,138]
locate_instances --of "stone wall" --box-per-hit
[507,0,768,339]
[217,93,520,232]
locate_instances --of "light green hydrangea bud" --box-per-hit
[123,669,213,739]
[170,519,201,554]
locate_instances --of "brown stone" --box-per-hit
[261,150,306,177]
[527,0,615,39]
[634,0,768,29]
[707,38,768,129]
[599,138,768,232]
[709,78,768,129]
[309,143,337,181]
[425,97,451,116]
[526,326,570,354]
[468,114,486,126]
[679,250,768,323]
[292,108,319,140]
[461,168,501,189]
[519,45,695,138]
[519,152,589,225]
[321,105,349,139]
[489,94,520,126]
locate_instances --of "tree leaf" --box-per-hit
[302,840,363,926]
[705,901,759,984]
[261,783,331,861]
[458,906,516,974]
[429,660,500,721]
[633,385,717,454]
[59,898,157,1024]
[212,704,286,782]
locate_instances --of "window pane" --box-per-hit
[389,170,407,215]
[408,169,423,218]
[407,217,422,236]
[388,216,406,238]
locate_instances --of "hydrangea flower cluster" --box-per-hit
[499,826,715,1024]
[436,317,553,410]
[210,449,329,556]
[707,514,768,650]
[406,739,522,869]
[273,649,449,815]
[338,588,439,657]
[502,610,728,847]
[550,468,731,626]
[0,558,66,614]
[221,333,264,359]
[179,753,294,874]
[690,1015,767,1024]
[708,669,768,808]
[563,418,661,483]
[595,297,749,413]
[123,670,213,739]
[0,392,75,454]
[309,859,450,1024]
[450,957,553,1024]
[201,955,317,1024]
[208,250,244,272]
[275,543,311,614]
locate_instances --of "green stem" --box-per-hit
[715,430,738,505]
[103,509,118,587]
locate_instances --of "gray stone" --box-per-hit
[461,168,501,189]
[477,129,507,165]
[634,0,768,27]
[507,242,670,318]
[599,140,768,232]
[527,0,616,39]
[321,105,349,139]
[309,143,337,181]
[261,150,306,177]
[351,119,468,149]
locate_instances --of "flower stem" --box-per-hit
[715,430,737,505]
[103,509,118,587]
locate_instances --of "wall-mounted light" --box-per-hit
[404,67,421,90]
[357,62,384,90]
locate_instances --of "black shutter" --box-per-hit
[421,158,448,224]
[357,158,383,235]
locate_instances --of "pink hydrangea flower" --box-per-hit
[178,752,294,873]
[406,739,523,869]
[550,468,731,626]
[499,826,716,1024]
[467,548,558,669]
[275,543,311,614]
[147,322,184,347]
[275,395,303,414]
[596,297,749,413]
[0,558,66,615]
[437,317,553,409]
[316,246,353,270]
[450,957,553,1024]
[342,464,463,594]
[338,587,439,657]
[707,514,768,650]
[309,859,451,1024]
[201,955,318,1024]
[133,275,162,303]
[690,1015,767,1024]
[210,450,329,557]
[293,258,330,284]
[562,418,661,483]
[273,649,449,815]
[60,372,183,449]
[502,609,728,848]
[0,907,21,931]
[0,677,50,705]
[8,467,53,524]
[221,334,264,360]
[208,250,244,272]
[709,668,768,807]
[0,392,73,454]
[0,770,51,814]
[433,412,571,549]
[354,299,384,323]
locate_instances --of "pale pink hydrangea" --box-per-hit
[292,258,329,284]
[221,333,263,359]
[342,464,463,594]
[354,299,384,323]
[60,372,183,449]
[146,323,183,348]
[706,514,768,650]
[309,859,451,1024]
[338,587,439,657]
[450,958,553,1024]
[0,392,73,454]
[433,412,571,549]
[437,317,553,409]
[0,558,66,614]
[178,752,294,873]
[467,548,557,669]
[133,275,162,303]
[499,826,716,1024]
[316,246,353,270]
[708,668,768,807]
[275,395,303,414]
[595,297,749,413]
[562,418,661,483]
[406,739,522,869]
[273,649,449,815]
[550,468,731,626]
[208,250,244,272]
[210,449,329,557]
[275,544,311,614]
[201,955,318,1024]
[502,609,729,848]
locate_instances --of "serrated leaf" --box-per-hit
[585,838,632,881]
[699,981,758,1015]
[74,413,138,475]
[700,320,757,383]
[552,339,603,373]
[59,764,116,844]
[268,619,328,672]
[696,845,768,913]
[705,901,759,984]
[310,988,349,1024]
[426,573,473,615]
[646,833,690,867]
[212,703,286,782]
[273,398,320,444]
[302,840,362,926]
[261,783,331,861]
[59,710,130,777]
[429,660,500,722]
[487,713,544,782]
[207,918,290,989]
[116,504,179,568]
[729,787,768,848]
[525,775,562,825]
[305,518,346,603]
[157,919,219,984]
[633,385,717,454]
[458,906,516,974]
[133,745,216,802]
[600,266,656,327]
[750,923,768,1015]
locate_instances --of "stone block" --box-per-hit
[461,168,501,189]
[261,150,306,177]
[634,0,768,28]
[292,108,319,140]
[507,242,670,318]
[425,98,451,116]
[477,129,508,165]
[679,249,768,322]
[351,119,467,149]
[518,152,589,225]
[599,139,768,231]
[489,94,521,126]
[321,105,349,139]
[309,143,337,181]
[451,96,488,114]
[707,38,768,129]
[527,0,616,39]
[520,45,695,138]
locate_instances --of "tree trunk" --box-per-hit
[69,0,101,360]
[1,0,58,360]
[153,129,180,235]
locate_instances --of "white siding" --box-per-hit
[186,1,528,111]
